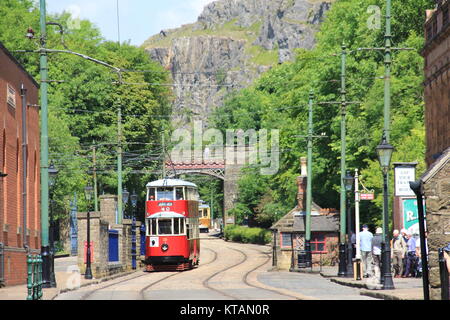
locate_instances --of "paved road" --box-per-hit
[55,238,374,300]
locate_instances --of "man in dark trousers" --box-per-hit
[402,231,417,278]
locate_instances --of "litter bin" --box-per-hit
[298,250,311,268]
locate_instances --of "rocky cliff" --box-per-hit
[142,0,334,127]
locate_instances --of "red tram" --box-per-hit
[144,179,200,271]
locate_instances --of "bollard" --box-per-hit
[132,217,136,270]
[438,248,449,300]
[27,254,43,300]
[26,255,33,300]
[37,254,43,300]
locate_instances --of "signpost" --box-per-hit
[360,193,375,201]
[393,162,418,231]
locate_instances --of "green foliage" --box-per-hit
[211,0,432,228]
[224,225,271,245]
[0,1,172,220]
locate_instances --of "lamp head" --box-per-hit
[376,136,394,173]
[48,161,59,187]
[343,170,353,191]
[130,191,138,208]
[122,188,129,204]
[84,184,94,202]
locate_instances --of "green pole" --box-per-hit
[305,90,314,262]
[338,44,348,277]
[162,133,166,179]
[93,141,98,212]
[26,255,33,300]
[39,0,49,249]
[339,43,347,244]
[210,186,214,222]
[117,107,123,224]
[382,0,392,243]
[39,0,52,288]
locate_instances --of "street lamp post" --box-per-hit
[343,171,354,278]
[376,136,395,290]
[84,184,94,280]
[47,162,58,288]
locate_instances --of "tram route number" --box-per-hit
[158,202,173,207]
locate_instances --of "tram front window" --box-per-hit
[157,187,174,200]
[175,187,184,200]
[158,218,172,235]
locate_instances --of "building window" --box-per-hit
[311,234,327,253]
[280,233,293,248]
[7,84,16,108]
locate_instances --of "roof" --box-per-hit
[421,147,450,184]
[146,178,197,188]
[293,214,340,233]
[0,41,39,88]
[270,202,322,232]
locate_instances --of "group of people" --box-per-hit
[356,225,426,279]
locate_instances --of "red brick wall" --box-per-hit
[0,43,40,286]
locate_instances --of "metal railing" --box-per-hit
[27,254,43,300]
[438,248,449,300]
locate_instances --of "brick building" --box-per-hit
[0,42,41,286]
[423,0,449,167]
[270,158,339,270]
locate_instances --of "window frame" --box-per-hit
[280,232,293,249]
[310,233,327,254]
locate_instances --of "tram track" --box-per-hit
[139,247,218,300]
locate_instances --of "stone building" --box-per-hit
[0,42,40,286]
[423,0,449,167]
[421,0,450,300]
[76,195,142,278]
[270,158,339,270]
[421,148,450,300]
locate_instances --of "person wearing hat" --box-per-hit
[371,227,383,280]
[402,231,417,277]
[391,229,407,278]
[359,225,373,278]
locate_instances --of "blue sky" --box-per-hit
[46,0,215,46]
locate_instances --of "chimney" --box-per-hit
[297,157,307,211]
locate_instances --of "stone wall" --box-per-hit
[77,212,109,278]
[99,195,118,226]
[422,151,450,300]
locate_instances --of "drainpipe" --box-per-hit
[20,84,28,251]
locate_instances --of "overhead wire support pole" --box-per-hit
[305,90,314,268]
[39,0,52,289]
[117,106,123,224]
[92,141,98,212]
[356,0,416,290]
[338,43,348,278]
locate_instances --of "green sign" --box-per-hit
[403,198,426,235]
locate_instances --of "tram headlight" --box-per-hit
[161,243,169,252]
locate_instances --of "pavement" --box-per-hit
[0,256,141,300]
[319,266,424,300]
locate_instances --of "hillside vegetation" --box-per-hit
[210,0,433,228]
